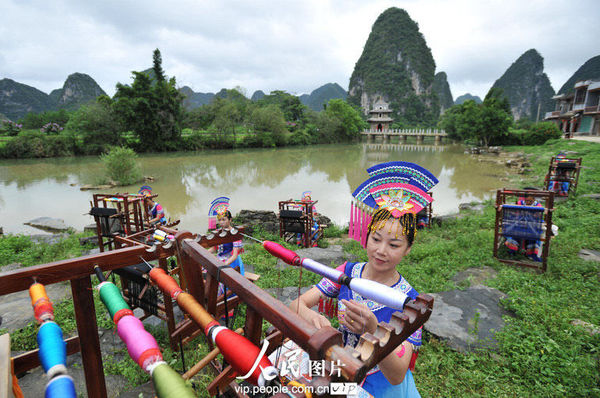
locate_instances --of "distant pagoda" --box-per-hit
[367,99,393,131]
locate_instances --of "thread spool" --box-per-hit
[116,315,162,370]
[44,374,76,398]
[30,283,55,322]
[37,321,67,379]
[150,362,197,398]
[29,283,49,307]
[98,282,130,320]
[33,300,55,323]
[149,268,182,299]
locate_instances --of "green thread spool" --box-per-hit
[98,282,129,319]
[151,362,196,398]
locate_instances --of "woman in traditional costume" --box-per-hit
[207,197,245,275]
[548,152,571,196]
[139,186,167,226]
[504,189,544,262]
[290,162,438,398]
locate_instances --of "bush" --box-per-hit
[100,146,142,185]
[0,120,22,136]
[0,130,77,158]
[523,122,562,145]
[40,122,64,134]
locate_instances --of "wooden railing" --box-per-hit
[361,128,446,136]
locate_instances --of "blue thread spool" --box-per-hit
[37,321,67,378]
[45,374,76,398]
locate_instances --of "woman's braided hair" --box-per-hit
[366,208,416,246]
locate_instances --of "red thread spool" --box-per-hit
[213,328,274,386]
[262,241,300,266]
[149,268,183,299]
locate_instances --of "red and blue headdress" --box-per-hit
[138,185,153,197]
[301,191,312,201]
[349,162,438,246]
[208,196,230,229]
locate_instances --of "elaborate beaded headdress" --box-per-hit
[208,196,230,229]
[138,185,153,197]
[349,161,438,246]
[301,191,312,201]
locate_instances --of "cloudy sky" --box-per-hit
[2,0,599,101]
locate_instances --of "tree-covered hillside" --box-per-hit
[490,49,554,121]
[299,83,347,111]
[433,72,454,114]
[0,79,55,120]
[348,7,439,126]
[50,72,107,111]
[0,73,106,120]
[558,55,600,95]
[455,93,482,105]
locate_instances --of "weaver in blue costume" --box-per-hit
[504,190,544,262]
[207,198,245,297]
[139,186,167,225]
[548,152,571,196]
[291,161,438,398]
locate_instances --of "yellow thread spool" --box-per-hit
[29,283,49,307]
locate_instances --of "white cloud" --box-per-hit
[1,0,598,100]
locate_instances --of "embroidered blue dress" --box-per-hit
[149,202,167,225]
[216,240,245,274]
[504,199,544,262]
[316,262,422,398]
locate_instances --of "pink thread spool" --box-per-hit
[117,315,162,370]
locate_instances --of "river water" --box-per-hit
[0,142,507,235]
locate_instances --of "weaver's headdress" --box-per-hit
[208,196,230,229]
[349,161,438,246]
[138,185,153,197]
[301,191,312,201]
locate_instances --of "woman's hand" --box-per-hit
[307,312,331,329]
[340,299,378,335]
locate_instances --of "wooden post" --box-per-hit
[71,276,107,398]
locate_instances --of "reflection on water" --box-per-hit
[0,143,508,234]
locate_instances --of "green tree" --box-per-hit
[113,49,184,151]
[259,91,306,122]
[438,104,465,140]
[323,99,365,141]
[66,97,123,153]
[213,99,241,139]
[250,104,287,135]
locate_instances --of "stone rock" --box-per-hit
[0,282,71,332]
[79,235,99,246]
[571,319,600,335]
[84,223,98,233]
[582,193,600,201]
[488,146,502,154]
[80,184,115,191]
[424,285,513,352]
[236,209,279,234]
[458,202,486,214]
[265,286,313,307]
[452,267,498,287]
[275,245,357,270]
[24,217,71,232]
[29,233,70,245]
[82,247,101,256]
[432,213,463,225]
[578,249,600,262]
